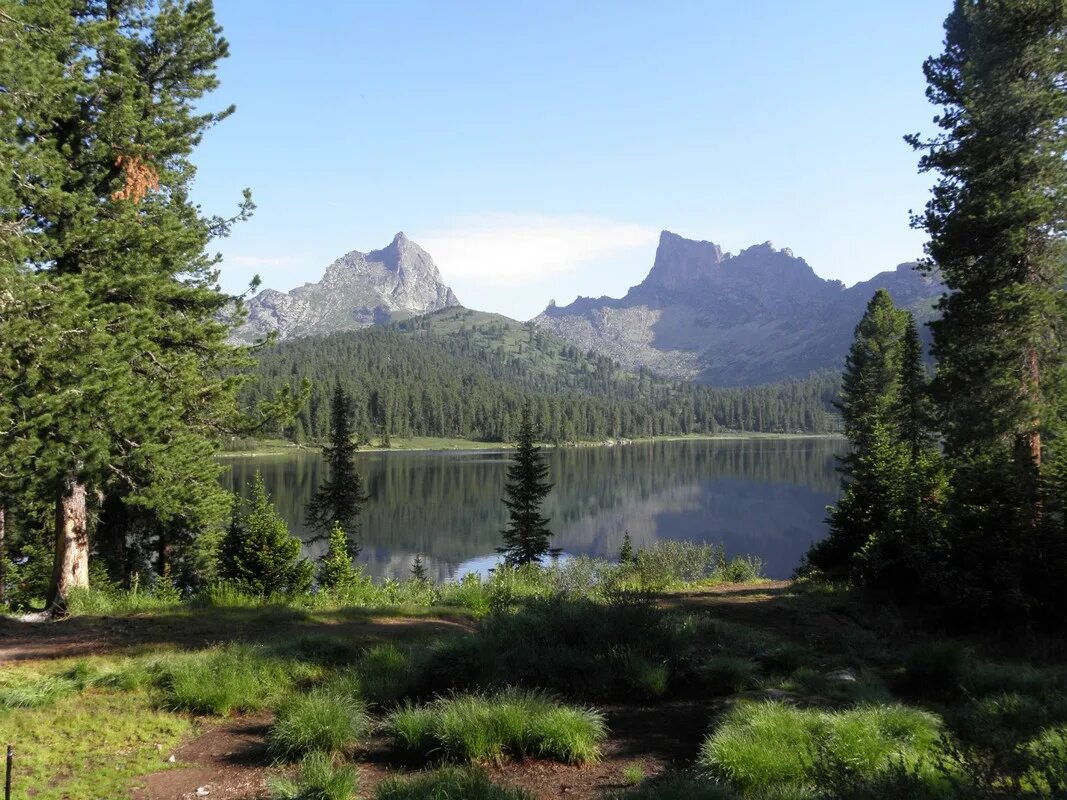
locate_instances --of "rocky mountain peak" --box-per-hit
[228,234,461,344]
[646,230,727,291]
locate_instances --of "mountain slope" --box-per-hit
[229,232,460,344]
[242,309,842,444]
[533,231,943,386]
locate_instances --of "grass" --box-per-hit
[622,763,646,785]
[374,766,533,799]
[613,775,739,799]
[385,689,607,764]
[699,656,761,696]
[268,688,370,758]
[0,689,191,800]
[269,752,360,800]
[699,701,942,796]
[159,643,308,715]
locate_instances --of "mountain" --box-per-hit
[229,232,461,344]
[533,231,943,386]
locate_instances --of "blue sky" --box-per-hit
[194,1,952,320]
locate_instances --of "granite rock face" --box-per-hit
[533,230,943,386]
[230,232,461,344]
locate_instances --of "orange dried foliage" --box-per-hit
[110,154,159,204]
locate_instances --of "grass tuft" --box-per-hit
[269,752,359,800]
[385,689,606,764]
[159,644,298,715]
[699,701,941,795]
[268,688,370,758]
[374,766,533,799]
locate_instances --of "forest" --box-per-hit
[242,309,842,446]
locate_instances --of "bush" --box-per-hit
[699,702,942,796]
[385,689,606,765]
[374,767,532,800]
[269,689,370,758]
[270,752,359,800]
[160,644,297,715]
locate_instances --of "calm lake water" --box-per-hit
[220,437,846,582]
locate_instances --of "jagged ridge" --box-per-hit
[534,230,942,386]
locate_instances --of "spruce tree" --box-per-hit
[317,522,360,591]
[306,382,368,555]
[619,531,635,564]
[498,404,557,566]
[220,473,312,596]
[410,553,429,582]
[806,290,909,576]
[908,0,1067,621]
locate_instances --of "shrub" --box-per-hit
[160,644,295,715]
[270,752,359,800]
[317,524,363,591]
[374,767,532,800]
[268,689,370,758]
[385,689,606,764]
[699,702,942,795]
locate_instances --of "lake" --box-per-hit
[221,437,846,582]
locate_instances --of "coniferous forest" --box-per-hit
[242,310,843,446]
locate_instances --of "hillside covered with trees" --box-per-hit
[242,308,842,446]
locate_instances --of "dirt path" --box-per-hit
[0,608,472,664]
[132,701,713,800]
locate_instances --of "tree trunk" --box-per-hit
[1025,346,1042,468]
[0,506,5,606]
[48,480,89,609]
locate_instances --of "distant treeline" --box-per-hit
[242,323,842,444]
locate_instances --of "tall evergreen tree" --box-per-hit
[908,0,1067,620]
[0,0,294,607]
[806,290,910,576]
[306,382,368,555]
[498,404,557,566]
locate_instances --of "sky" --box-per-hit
[194,1,953,320]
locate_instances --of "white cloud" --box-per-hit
[229,254,294,268]
[417,214,658,286]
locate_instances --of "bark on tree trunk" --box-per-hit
[1026,346,1042,468]
[0,506,6,606]
[48,481,89,609]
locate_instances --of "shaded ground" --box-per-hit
[0,583,931,800]
[0,606,473,663]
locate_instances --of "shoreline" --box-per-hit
[216,431,844,458]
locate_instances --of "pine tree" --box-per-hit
[498,404,557,566]
[306,383,368,554]
[619,531,635,564]
[317,522,360,591]
[0,1,287,607]
[220,473,312,596]
[410,553,429,582]
[907,0,1067,621]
